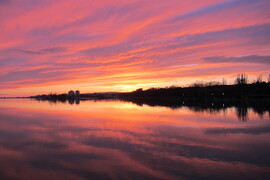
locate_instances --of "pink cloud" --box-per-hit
[0,0,270,96]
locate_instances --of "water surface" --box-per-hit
[0,99,270,180]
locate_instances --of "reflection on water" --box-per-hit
[0,99,270,180]
[122,98,270,122]
[68,98,80,105]
[36,97,270,122]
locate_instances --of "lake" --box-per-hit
[0,99,270,180]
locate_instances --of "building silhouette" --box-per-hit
[75,90,80,97]
[68,90,75,97]
[68,90,80,99]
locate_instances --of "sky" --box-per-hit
[0,0,270,97]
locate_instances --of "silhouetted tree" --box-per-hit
[222,78,227,85]
[235,73,248,85]
[135,88,143,92]
[255,75,263,84]
[190,81,204,87]
[205,81,220,86]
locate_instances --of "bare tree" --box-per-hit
[190,81,204,88]
[205,81,220,86]
[255,75,263,84]
[222,78,227,85]
[235,73,248,85]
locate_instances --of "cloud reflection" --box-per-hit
[0,99,270,179]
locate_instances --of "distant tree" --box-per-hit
[135,88,143,92]
[190,81,204,87]
[235,74,248,85]
[205,81,220,86]
[222,78,227,85]
[255,75,263,84]
[268,74,270,83]
[169,85,178,88]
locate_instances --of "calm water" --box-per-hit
[0,99,270,180]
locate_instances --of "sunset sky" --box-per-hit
[1,0,270,97]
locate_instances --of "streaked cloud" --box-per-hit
[0,0,270,96]
[203,55,270,65]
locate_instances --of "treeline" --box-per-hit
[30,92,119,102]
[120,74,270,99]
[30,93,70,102]
[31,74,270,101]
